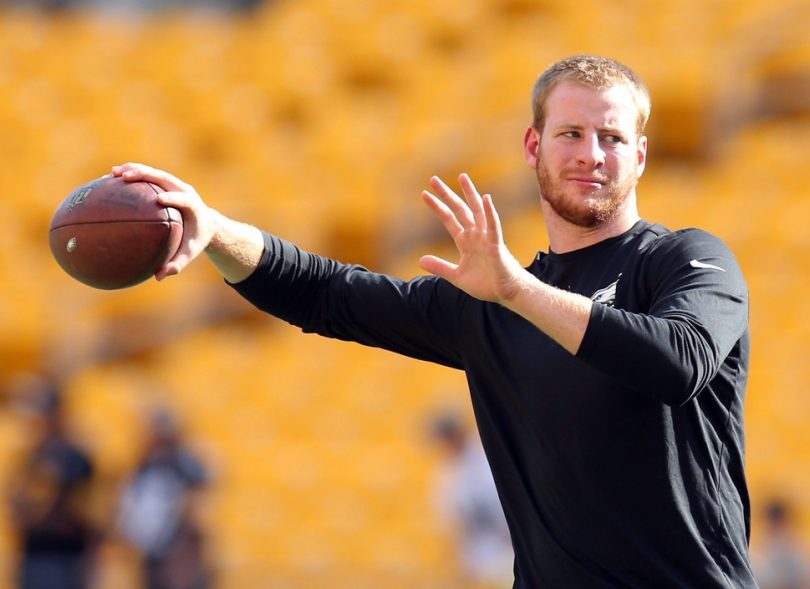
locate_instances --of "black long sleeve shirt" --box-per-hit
[231,219,756,588]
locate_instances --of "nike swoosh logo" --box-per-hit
[690,259,726,272]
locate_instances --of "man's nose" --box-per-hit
[577,134,606,168]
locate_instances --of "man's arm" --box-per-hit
[113,164,591,354]
[419,173,592,354]
[112,163,263,284]
[577,230,749,405]
[422,173,748,404]
[203,213,264,284]
[499,273,592,355]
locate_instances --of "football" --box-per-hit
[49,175,183,290]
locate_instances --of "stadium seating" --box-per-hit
[0,0,808,586]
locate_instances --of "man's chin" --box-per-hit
[545,202,600,228]
[544,195,624,228]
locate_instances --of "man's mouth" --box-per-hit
[567,176,607,187]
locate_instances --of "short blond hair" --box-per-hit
[531,55,651,134]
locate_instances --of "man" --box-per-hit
[8,379,99,589]
[112,54,756,587]
[430,411,514,587]
[117,408,212,589]
[751,499,810,589]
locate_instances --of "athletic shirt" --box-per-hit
[231,219,757,588]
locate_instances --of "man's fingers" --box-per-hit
[428,174,489,233]
[155,263,178,282]
[156,190,195,210]
[483,194,503,243]
[422,191,465,238]
[156,243,195,281]
[418,254,457,281]
[458,173,487,231]
[428,176,475,229]
[112,163,192,194]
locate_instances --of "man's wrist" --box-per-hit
[203,213,265,284]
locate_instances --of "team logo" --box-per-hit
[689,259,725,272]
[66,187,92,210]
[591,274,621,307]
[65,179,102,211]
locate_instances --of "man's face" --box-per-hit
[526,81,647,228]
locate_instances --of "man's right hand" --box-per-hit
[111,163,263,284]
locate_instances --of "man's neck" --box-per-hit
[543,200,641,254]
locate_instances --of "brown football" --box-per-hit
[49,175,183,290]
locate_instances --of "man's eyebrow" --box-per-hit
[551,122,629,137]
[553,122,623,131]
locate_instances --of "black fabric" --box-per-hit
[20,439,94,555]
[231,219,756,588]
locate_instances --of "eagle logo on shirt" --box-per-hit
[591,274,621,307]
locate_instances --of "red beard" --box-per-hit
[536,155,639,228]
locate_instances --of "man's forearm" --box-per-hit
[205,212,265,284]
[502,269,592,355]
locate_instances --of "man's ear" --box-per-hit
[636,135,648,178]
[523,126,540,168]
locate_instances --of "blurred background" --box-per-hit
[0,0,808,587]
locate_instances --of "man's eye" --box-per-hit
[563,131,580,138]
[604,135,624,144]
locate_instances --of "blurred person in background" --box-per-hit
[116,407,213,589]
[430,411,513,589]
[111,54,755,587]
[7,377,100,589]
[753,499,810,589]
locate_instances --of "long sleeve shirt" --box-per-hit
[231,219,756,588]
